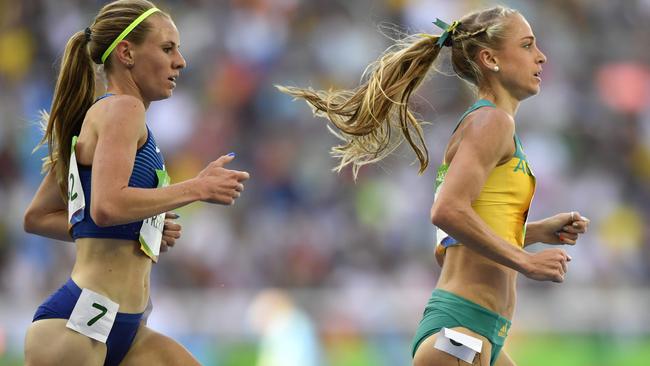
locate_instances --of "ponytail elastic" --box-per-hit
[433,18,460,48]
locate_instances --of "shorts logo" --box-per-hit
[498,324,509,338]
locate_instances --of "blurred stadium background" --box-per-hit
[1,0,650,365]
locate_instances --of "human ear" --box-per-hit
[115,41,135,68]
[477,48,499,72]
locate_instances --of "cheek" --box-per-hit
[139,59,165,85]
[505,57,530,79]
[138,50,164,70]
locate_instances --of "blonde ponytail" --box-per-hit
[39,30,95,199]
[278,5,520,178]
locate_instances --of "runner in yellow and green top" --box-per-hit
[279,5,590,366]
[433,99,535,268]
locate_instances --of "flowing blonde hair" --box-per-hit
[277,6,519,178]
[37,0,170,199]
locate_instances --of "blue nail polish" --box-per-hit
[227,152,236,157]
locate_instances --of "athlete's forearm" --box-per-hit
[91,179,201,227]
[432,204,530,273]
[523,220,542,247]
[24,210,73,242]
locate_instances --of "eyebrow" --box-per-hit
[161,41,180,47]
[520,36,535,42]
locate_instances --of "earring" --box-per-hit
[493,65,499,72]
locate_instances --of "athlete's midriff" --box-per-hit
[431,101,533,321]
[437,244,517,319]
[71,238,151,313]
[433,157,531,320]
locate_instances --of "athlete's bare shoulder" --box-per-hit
[458,106,516,164]
[446,105,515,164]
[87,94,146,137]
[463,106,514,138]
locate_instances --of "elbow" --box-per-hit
[90,202,118,227]
[430,201,464,229]
[430,206,447,228]
[23,209,39,234]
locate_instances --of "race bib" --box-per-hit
[139,169,170,262]
[68,136,86,225]
[66,288,119,343]
[434,327,482,363]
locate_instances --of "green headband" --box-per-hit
[101,7,160,64]
[433,18,460,48]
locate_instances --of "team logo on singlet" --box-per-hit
[513,158,533,176]
[513,135,534,177]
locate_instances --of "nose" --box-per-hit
[537,48,547,64]
[174,50,186,70]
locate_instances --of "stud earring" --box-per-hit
[493,65,499,72]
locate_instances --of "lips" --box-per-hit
[168,75,178,88]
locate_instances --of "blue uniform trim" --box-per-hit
[70,94,165,241]
[440,236,459,247]
[33,279,143,366]
[95,93,115,102]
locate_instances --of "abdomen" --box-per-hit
[436,244,518,319]
[71,238,152,313]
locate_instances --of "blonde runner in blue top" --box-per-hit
[23,1,249,365]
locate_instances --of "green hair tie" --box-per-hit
[101,7,160,64]
[433,18,460,48]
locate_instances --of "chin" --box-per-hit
[519,86,540,100]
[152,92,173,101]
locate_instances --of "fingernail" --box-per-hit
[573,222,579,227]
[227,152,236,157]
[568,255,572,261]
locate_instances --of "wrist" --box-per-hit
[184,178,204,202]
[512,249,532,274]
[524,220,540,246]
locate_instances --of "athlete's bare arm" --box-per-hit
[88,95,249,227]
[24,168,72,242]
[431,108,570,282]
[524,213,590,247]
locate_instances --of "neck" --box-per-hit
[106,71,150,109]
[478,85,520,117]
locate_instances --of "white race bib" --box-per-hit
[139,169,170,262]
[66,288,119,343]
[433,327,482,363]
[68,136,86,225]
